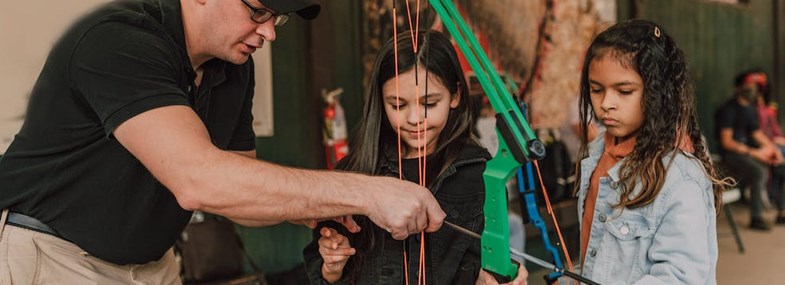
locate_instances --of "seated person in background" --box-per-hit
[747,70,785,223]
[716,71,785,230]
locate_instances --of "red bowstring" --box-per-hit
[412,2,428,284]
[400,1,428,284]
[404,0,421,53]
[392,4,412,284]
[393,4,403,182]
[533,160,576,283]
[523,2,576,273]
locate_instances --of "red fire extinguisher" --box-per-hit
[322,88,349,170]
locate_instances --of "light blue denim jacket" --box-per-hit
[577,134,717,285]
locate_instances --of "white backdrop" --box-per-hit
[0,1,274,154]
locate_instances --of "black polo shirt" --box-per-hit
[715,98,759,155]
[0,0,256,264]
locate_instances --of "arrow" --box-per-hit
[443,221,602,285]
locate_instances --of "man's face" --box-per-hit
[738,83,759,103]
[202,0,277,65]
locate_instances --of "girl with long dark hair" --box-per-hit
[303,30,527,285]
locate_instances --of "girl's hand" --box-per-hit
[319,226,356,283]
[475,266,529,285]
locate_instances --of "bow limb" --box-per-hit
[427,0,543,280]
[427,1,603,284]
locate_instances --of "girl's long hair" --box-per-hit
[342,30,474,180]
[338,30,475,284]
[576,19,729,212]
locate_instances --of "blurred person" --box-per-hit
[745,70,785,223]
[716,70,785,230]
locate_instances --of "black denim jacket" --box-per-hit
[303,144,491,285]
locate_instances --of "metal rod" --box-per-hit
[443,221,602,285]
[508,247,557,270]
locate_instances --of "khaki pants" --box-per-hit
[0,209,182,285]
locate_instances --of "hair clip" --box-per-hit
[654,26,661,38]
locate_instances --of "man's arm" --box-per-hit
[114,106,445,239]
[720,128,782,165]
[718,128,750,154]
[229,149,285,227]
[752,129,778,151]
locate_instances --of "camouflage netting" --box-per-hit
[454,0,544,81]
[530,0,602,129]
[362,0,606,129]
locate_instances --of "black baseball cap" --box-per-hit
[259,0,321,20]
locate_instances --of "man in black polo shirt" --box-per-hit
[716,71,784,231]
[0,0,445,283]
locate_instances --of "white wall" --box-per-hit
[0,0,273,154]
[0,1,108,153]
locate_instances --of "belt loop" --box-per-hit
[0,209,8,241]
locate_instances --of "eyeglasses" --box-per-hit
[240,0,291,27]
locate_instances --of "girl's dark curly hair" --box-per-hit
[576,19,730,212]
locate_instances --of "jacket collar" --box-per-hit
[378,143,491,191]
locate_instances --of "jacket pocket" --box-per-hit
[597,219,655,281]
[604,219,654,241]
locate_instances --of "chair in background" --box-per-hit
[721,186,745,253]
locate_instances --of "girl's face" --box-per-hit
[588,56,645,142]
[381,66,460,158]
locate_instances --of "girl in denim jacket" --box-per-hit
[575,19,730,284]
[303,31,527,285]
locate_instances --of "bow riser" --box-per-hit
[480,140,519,278]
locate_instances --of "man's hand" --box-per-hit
[364,177,445,240]
[774,136,785,147]
[476,266,529,285]
[772,146,785,165]
[318,227,355,283]
[332,215,361,233]
[750,147,784,165]
[289,216,361,233]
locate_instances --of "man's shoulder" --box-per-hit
[65,0,172,46]
[64,2,183,68]
[716,98,738,112]
[715,99,744,122]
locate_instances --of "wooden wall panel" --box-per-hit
[618,0,781,151]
